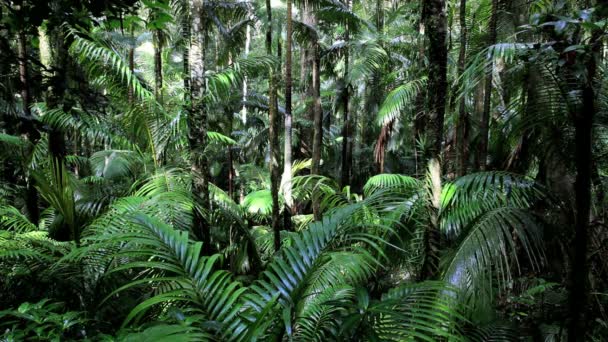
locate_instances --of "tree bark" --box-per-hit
[340,3,351,188]
[456,0,468,177]
[281,0,294,231]
[228,108,235,199]
[154,29,163,103]
[127,30,135,105]
[300,0,315,158]
[477,0,498,170]
[266,0,281,252]
[189,0,211,254]
[46,5,69,163]
[242,19,251,123]
[567,28,601,342]
[17,29,40,224]
[424,0,448,160]
[420,0,448,280]
[311,42,322,221]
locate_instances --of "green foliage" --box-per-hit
[1,0,605,340]
[0,300,86,341]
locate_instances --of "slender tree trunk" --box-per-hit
[376,0,384,29]
[311,42,322,220]
[340,8,351,188]
[46,8,68,163]
[128,32,135,105]
[228,108,235,199]
[301,0,315,157]
[282,0,294,231]
[242,21,250,123]
[567,27,602,342]
[17,29,40,224]
[182,0,191,112]
[413,10,427,174]
[17,32,31,120]
[153,26,166,165]
[456,0,468,177]
[266,0,281,252]
[477,0,498,170]
[370,0,385,174]
[154,30,163,103]
[189,0,211,254]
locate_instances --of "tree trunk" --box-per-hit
[375,0,384,30]
[182,0,191,108]
[340,5,351,188]
[242,21,251,123]
[228,108,235,199]
[46,7,68,163]
[154,29,163,103]
[567,27,601,342]
[300,0,315,158]
[281,0,294,231]
[189,0,211,254]
[456,0,468,177]
[311,42,322,221]
[477,0,498,170]
[420,0,448,280]
[266,0,281,252]
[17,29,40,224]
[423,0,447,160]
[128,32,135,105]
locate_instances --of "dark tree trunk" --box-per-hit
[154,30,163,103]
[420,0,448,280]
[189,0,211,255]
[477,0,498,170]
[456,0,468,177]
[567,28,601,342]
[17,30,40,224]
[46,9,69,163]
[424,0,448,159]
[228,109,235,199]
[266,0,281,252]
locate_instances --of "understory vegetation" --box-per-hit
[1,0,607,340]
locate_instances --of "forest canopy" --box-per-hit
[0,0,607,340]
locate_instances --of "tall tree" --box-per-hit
[300,0,315,158]
[46,1,70,164]
[477,0,498,170]
[16,17,40,223]
[420,0,448,280]
[153,29,163,102]
[423,0,448,160]
[306,1,322,220]
[189,0,211,254]
[266,0,281,251]
[282,0,293,231]
[311,42,322,220]
[124,16,135,105]
[567,11,603,340]
[455,0,468,176]
[340,0,351,188]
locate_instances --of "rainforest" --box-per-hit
[0,0,607,341]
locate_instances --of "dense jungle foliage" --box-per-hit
[1,0,608,340]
